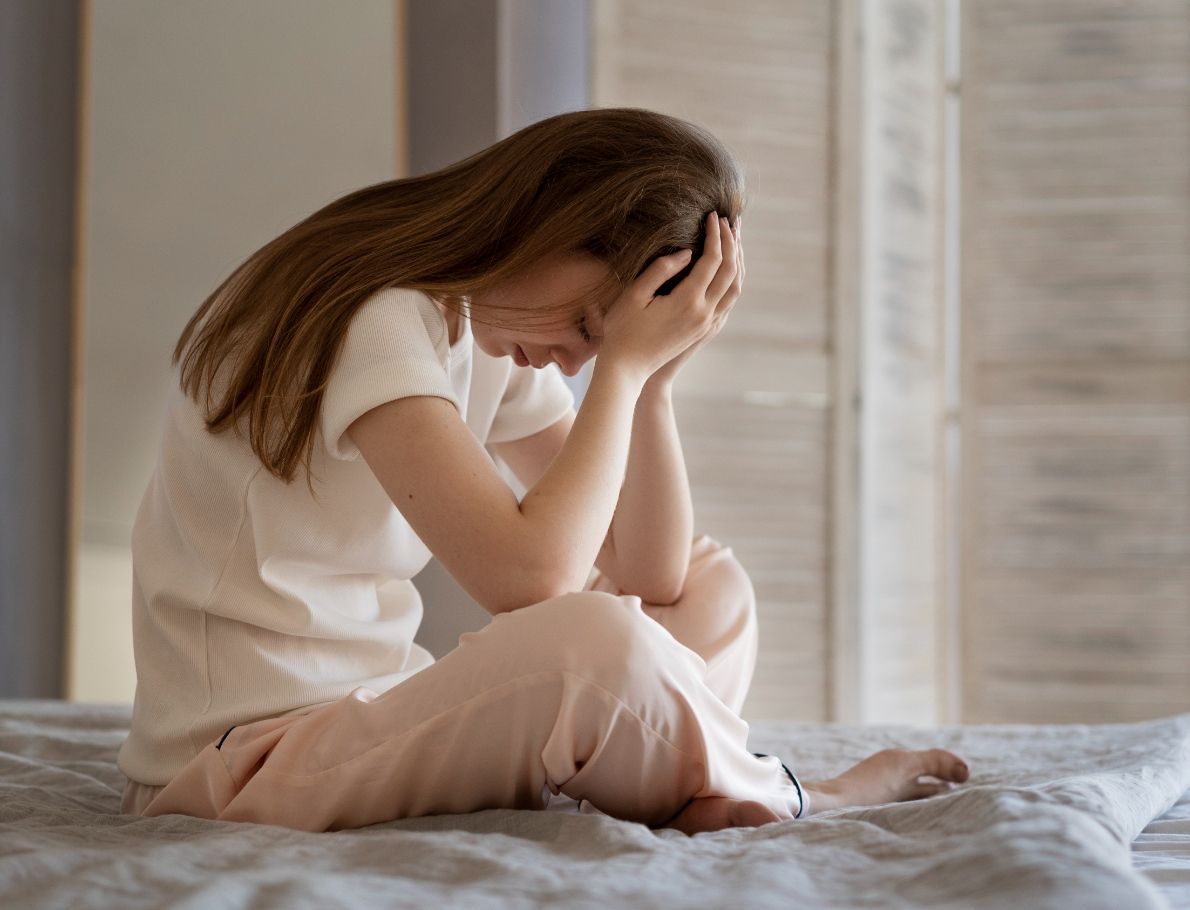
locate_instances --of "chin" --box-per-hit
[471,332,500,359]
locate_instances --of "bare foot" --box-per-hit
[655,796,783,835]
[803,748,971,814]
[655,747,970,833]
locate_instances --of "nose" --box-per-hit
[552,349,585,377]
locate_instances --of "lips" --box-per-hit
[513,344,530,367]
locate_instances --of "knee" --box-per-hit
[493,590,677,685]
[682,534,757,621]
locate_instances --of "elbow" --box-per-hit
[523,548,598,604]
[637,581,684,607]
[480,520,609,614]
[607,568,685,607]
[480,566,586,617]
[655,585,685,607]
[627,560,688,606]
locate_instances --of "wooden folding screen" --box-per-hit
[960,0,1190,722]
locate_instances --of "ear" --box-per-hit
[588,303,607,339]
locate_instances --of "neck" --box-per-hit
[435,299,463,345]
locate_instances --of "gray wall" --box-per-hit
[0,0,81,697]
[407,0,588,173]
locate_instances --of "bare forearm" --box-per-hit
[604,381,693,604]
[515,357,646,599]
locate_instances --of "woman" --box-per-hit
[117,107,969,834]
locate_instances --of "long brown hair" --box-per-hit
[172,106,748,494]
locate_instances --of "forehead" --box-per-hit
[536,252,613,293]
[532,254,614,319]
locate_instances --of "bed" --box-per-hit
[2,699,1188,909]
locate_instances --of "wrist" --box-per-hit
[640,374,674,397]
[591,352,650,393]
[800,779,842,815]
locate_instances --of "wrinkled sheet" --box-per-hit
[2,699,1188,910]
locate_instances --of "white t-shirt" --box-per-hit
[117,287,576,786]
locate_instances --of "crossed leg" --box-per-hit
[131,533,800,832]
[583,533,759,716]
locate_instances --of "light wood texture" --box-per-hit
[853,0,949,726]
[592,0,834,721]
[829,0,862,724]
[959,0,1190,722]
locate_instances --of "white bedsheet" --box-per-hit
[2,699,1188,909]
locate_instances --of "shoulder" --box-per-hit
[349,287,452,358]
[321,288,462,461]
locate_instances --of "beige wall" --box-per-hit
[68,0,398,701]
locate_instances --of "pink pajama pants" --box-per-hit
[121,534,805,831]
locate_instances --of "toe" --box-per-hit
[950,753,971,782]
[921,748,969,783]
[907,780,955,800]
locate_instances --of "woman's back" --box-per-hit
[117,287,575,786]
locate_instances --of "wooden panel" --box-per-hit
[979,362,1190,407]
[592,0,834,721]
[854,0,948,726]
[977,414,1189,568]
[960,0,1190,723]
[593,0,832,353]
[678,399,828,718]
[966,567,1190,722]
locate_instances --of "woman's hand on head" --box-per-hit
[597,211,743,385]
[646,214,743,390]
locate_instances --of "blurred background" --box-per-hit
[1,0,1186,727]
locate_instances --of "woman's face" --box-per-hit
[468,253,611,377]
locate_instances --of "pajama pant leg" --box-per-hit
[584,533,759,717]
[123,534,802,831]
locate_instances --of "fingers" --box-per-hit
[733,215,742,291]
[718,216,743,317]
[690,210,723,293]
[638,212,742,313]
[635,248,695,303]
[704,214,738,306]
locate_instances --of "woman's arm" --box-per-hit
[598,380,692,604]
[491,215,743,605]
[349,215,737,616]
[489,380,694,606]
[349,245,718,616]
[606,215,742,601]
[349,355,646,616]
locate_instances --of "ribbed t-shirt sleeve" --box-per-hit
[486,363,576,445]
[320,287,460,461]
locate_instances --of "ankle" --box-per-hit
[801,779,844,814]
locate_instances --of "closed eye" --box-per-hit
[577,315,592,344]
